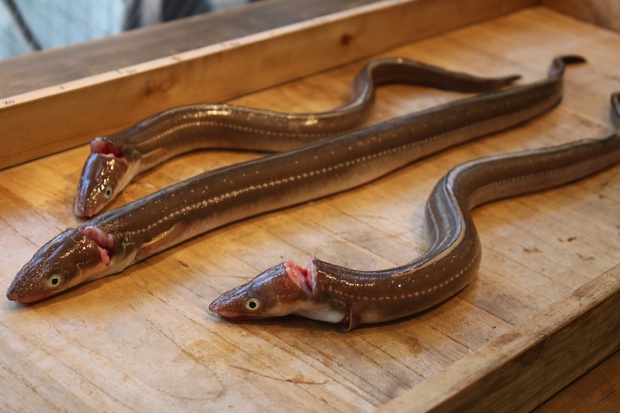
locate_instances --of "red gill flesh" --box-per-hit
[90,138,122,157]
[80,226,114,266]
[284,260,315,295]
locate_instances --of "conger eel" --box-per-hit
[74,57,523,217]
[211,93,620,330]
[7,56,581,304]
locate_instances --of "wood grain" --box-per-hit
[1,5,619,412]
[543,0,620,32]
[0,0,536,169]
[533,350,620,413]
[0,0,377,97]
[379,265,620,412]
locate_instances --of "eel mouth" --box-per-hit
[80,226,114,266]
[6,289,51,303]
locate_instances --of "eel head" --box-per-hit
[6,226,115,303]
[209,260,321,321]
[74,138,130,218]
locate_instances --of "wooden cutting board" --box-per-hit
[0,4,618,412]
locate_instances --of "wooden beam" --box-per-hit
[0,0,536,170]
[0,0,379,97]
[533,350,620,412]
[542,0,620,33]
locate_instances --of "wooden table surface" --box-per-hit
[1,5,619,412]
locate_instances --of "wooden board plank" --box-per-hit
[0,0,536,169]
[543,0,620,32]
[0,5,619,413]
[533,350,620,412]
[0,0,379,97]
[379,265,620,412]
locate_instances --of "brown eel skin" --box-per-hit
[7,56,582,306]
[74,57,523,217]
[210,92,620,330]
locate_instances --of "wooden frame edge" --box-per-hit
[0,0,536,169]
[379,264,620,413]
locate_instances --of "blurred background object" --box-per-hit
[0,0,252,59]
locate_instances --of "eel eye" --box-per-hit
[104,186,112,199]
[244,298,261,311]
[46,274,63,288]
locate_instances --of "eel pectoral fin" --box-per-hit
[136,223,187,261]
[340,308,361,332]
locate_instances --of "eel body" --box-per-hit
[210,92,620,330]
[7,56,581,303]
[74,57,522,217]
